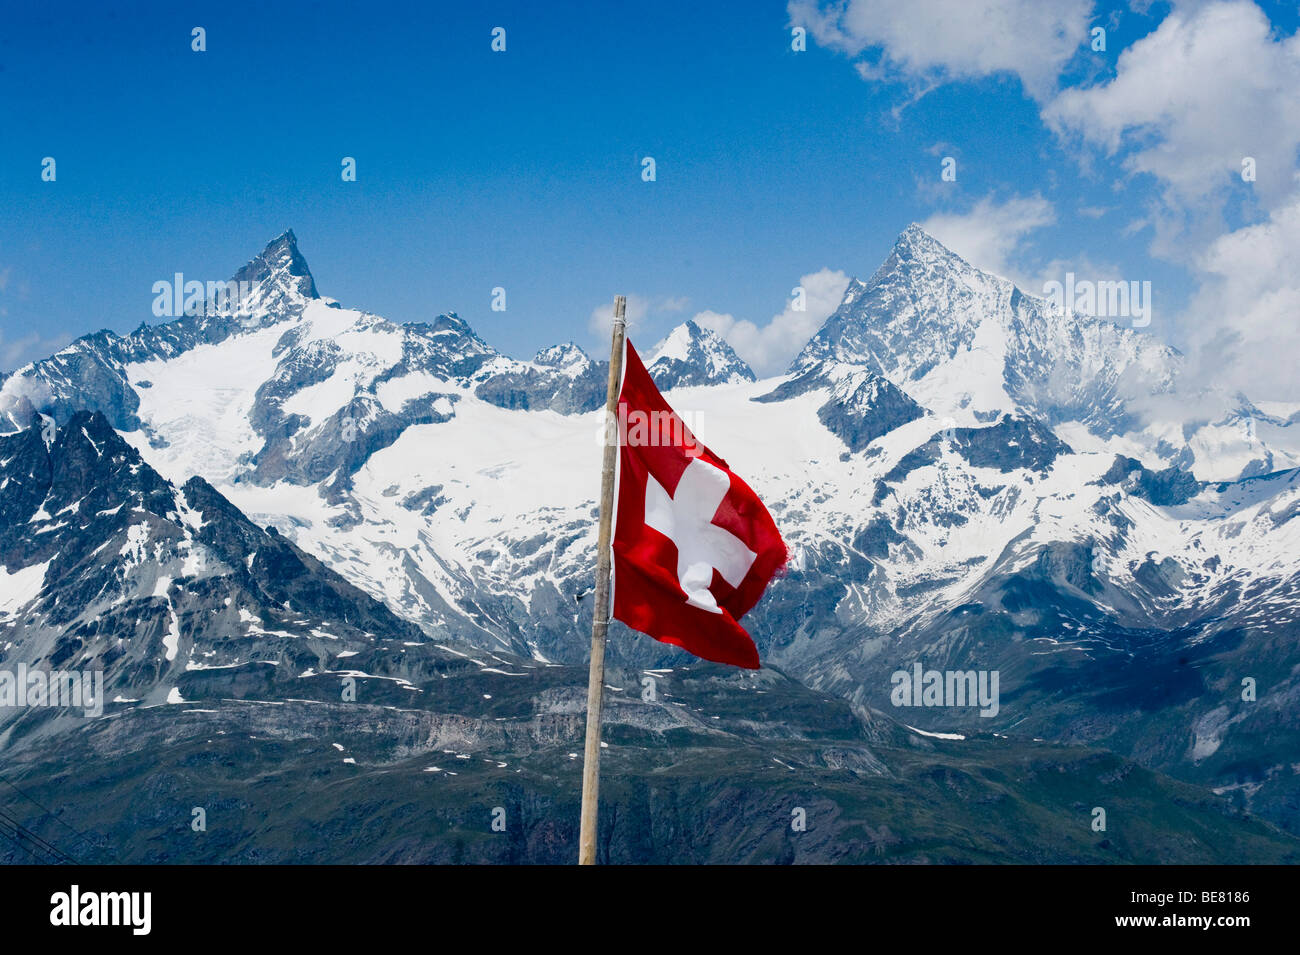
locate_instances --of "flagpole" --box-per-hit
[578,294,626,865]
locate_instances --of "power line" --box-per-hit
[0,770,114,862]
[0,818,56,864]
[0,807,77,863]
[0,806,78,864]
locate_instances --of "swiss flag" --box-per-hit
[611,341,787,669]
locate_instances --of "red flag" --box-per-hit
[611,340,787,668]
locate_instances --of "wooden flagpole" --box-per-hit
[578,294,626,865]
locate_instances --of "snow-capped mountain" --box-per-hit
[788,224,1298,481]
[4,226,1300,829]
[0,409,433,746]
[642,319,756,389]
[790,224,1181,426]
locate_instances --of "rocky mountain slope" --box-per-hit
[0,410,433,748]
[3,226,1299,849]
[3,649,1293,864]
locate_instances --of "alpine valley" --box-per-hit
[1,227,1297,863]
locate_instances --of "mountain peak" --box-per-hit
[784,219,1190,456]
[650,319,720,355]
[230,229,319,303]
[428,312,480,338]
[534,341,593,376]
[262,228,303,260]
[891,222,971,267]
[644,320,755,389]
[897,221,932,243]
[819,224,976,326]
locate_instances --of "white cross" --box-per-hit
[644,457,757,614]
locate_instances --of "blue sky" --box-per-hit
[2,0,1298,395]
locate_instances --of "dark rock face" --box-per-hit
[0,411,425,733]
[852,515,906,559]
[952,415,1072,473]
[7,331,146,432]
[1098,454,1200,505]
[474,365,605,413]
[252,393,459,495]
[816,375,926,453]
[751,367,822,404]
[251,336,342,438]
[877,415,1070,492]
[754,368,925,454]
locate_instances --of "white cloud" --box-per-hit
[790,0,1300,406]
[920,195,1056,284]
[1042,2,1300,400]
[1182,191,1300,401]
[0,365,54,411]
[919,198,1132,306]
[789,0,1094,100]
[1047,2,1300,216]
[692,268,851,375]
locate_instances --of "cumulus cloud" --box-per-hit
[1182,193,1300,402]
[1041,2,1300,399]
[788,0,1094,100]
[919,197,1132,308]
[691,268,851,376]
[0,368,54,423]
[792,0,1300,407]
[1046,2,1300,224]
[920,195,1056,284]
